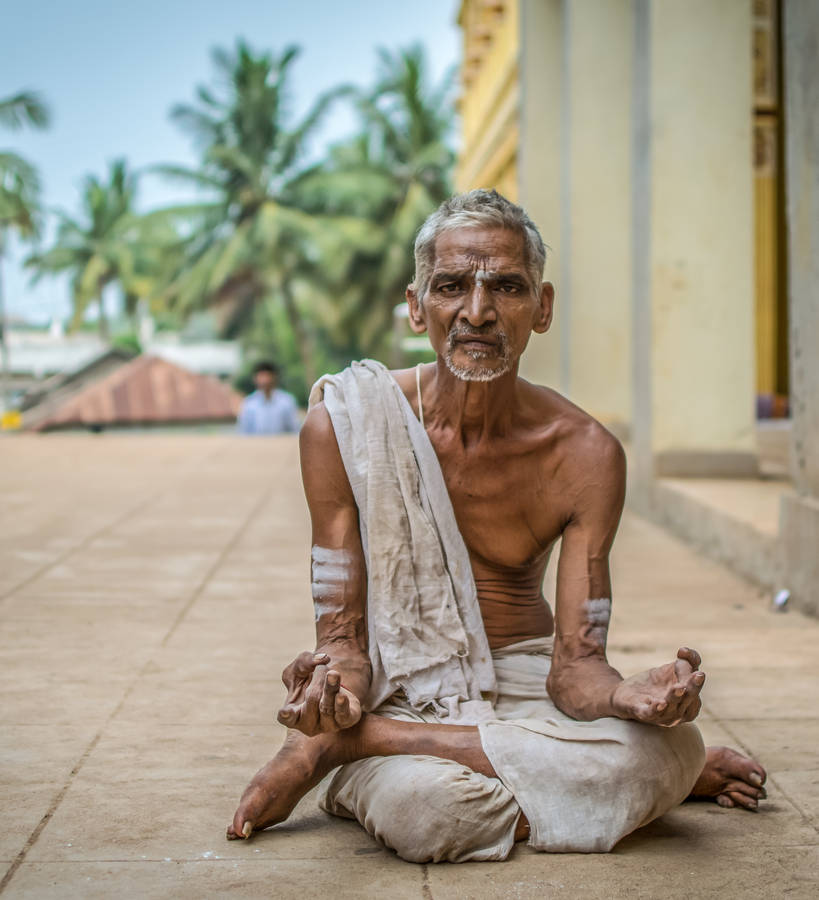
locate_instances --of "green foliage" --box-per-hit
[111,331,142,355]
[290,44,455,366]
[25,159,178,337]
[13,42,456,397]
[0,91,50,244]
[0,92,50,131]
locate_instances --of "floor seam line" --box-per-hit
[707,712,818,833]
[0,494,159,605]
[0,440,230,606]
[0,444,265,896]
[421,862,433,899]
[159,486,274,649]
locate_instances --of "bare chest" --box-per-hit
[434,443,564,569]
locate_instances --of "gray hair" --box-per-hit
[411,189,547,303]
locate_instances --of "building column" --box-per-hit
[780,0,819,616]
[631,0,756,479]
[518,0,564,390]
[564,0,633,435]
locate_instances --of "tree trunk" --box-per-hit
[279,278,317,389]
[97,294,109,342]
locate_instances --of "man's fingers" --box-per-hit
[282,650,327,688]
[677,647,701,670]
[303,664,328,727]
[277,704,299,727]
[319,670,341,717]
[294,651,328,677]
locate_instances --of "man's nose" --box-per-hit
[459,280,497,326]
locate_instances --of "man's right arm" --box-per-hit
[236,397,253,434]
[276,401,372,735]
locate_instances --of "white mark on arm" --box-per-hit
[311,546,353,621]
[584,597,611,647]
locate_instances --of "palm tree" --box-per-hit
[292,45,456,363]
[155,40,356,388]
[26,159,150,339]
[0,91,50,410]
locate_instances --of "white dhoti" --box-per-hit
[321,638,705,862]
[310,362,706,863]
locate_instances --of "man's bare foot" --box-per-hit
[689,745,767,811]
[226,729,349,840]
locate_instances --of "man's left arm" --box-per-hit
[546,431,705,725]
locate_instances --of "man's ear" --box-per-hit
[533,282,555,334]
[406,285,428,334]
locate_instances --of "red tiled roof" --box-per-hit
[32,354,242,431]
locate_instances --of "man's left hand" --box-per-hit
[611,647,705,726]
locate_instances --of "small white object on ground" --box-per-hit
[773,589,790,611]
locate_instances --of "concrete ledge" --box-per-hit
[780,492,819,617]
[627,475,786,595]
[654,450,759,478]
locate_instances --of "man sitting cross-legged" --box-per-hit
[227,190,766,862]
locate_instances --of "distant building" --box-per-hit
[144,337,241,380]
[23,353,242,432]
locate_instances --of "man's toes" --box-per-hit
[725,790,758,811]
[716,794,735,808]
[748,765,767,786]
[725,780,766,802]
[726,748,767,786]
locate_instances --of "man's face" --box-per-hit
[254,370,277,392]
[407,226,553,382]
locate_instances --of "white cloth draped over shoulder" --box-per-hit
[308,359,497,717]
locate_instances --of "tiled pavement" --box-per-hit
[1,435,817,898]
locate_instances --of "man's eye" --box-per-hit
[499,283,521,294]
[439,282,460,293]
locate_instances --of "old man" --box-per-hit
[227,190,766,862]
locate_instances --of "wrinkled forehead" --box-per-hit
[431,226,528,273]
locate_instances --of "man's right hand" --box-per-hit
[277,651,362,735]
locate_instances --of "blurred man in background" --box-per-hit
[237,361,300,435]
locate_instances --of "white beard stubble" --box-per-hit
[444,327,512,382]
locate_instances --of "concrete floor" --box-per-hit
[1,434,817,899]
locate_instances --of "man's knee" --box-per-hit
[619,720,706,813]
[321,755,519,863]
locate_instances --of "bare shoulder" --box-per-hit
[299,400,357,509]
[521,378,625,483]
[300,399,335,446]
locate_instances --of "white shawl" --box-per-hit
[309,359,497,717]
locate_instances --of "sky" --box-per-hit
[1,0,461,323]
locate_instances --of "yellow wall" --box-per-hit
[517,0,564,390]
[563,0,633,429]
[456,0,519,197]
[635,0,756,467]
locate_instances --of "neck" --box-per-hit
[424,358,520,446]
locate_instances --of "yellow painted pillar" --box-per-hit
[517,0,564,390]
[564,0,634,434]
[632,0,757,478]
